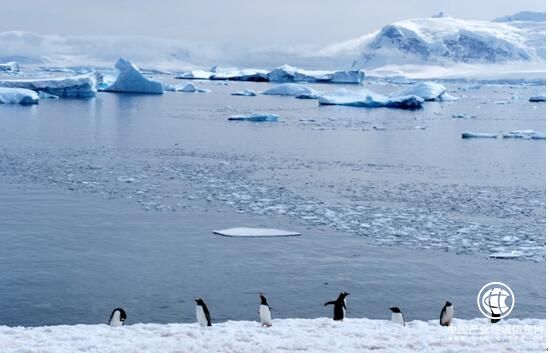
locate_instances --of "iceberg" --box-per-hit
[38,91,59,99]
[529,95,546,102]
[231,89,257,96]
[318,88,424,109]
[262,83,321,99]
[228,113,279,122]
[102,58,163,94]
[0,87,39,104]
[211,69,269,82]
[502,130,546,139]
[267,65,364,84]
[0,61,19,72]
[165,82,210,93]
[174,70,214,80]
[461,132,498,139]
[213,227,301,237]
[390,82,453,101]
[0,73,96,97]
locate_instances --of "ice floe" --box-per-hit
[231,89,257,96]
[262,83,321,99]
[0,73,96,97]
[390,81,457,101]
[318,88,424,109]
[0,61,19,72]
[175,70,214,80]
[228,114,279,122]
[452,113,476,119]
[502,130,546,139]
[0,87,38,104]
[102,58,164,94]
[489,250,525,259]
[529,95,545,102]
[213,227,301,237]
[165,82,210,93]
[267,65,364,84]
[461,132,498,139]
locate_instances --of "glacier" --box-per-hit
[262,83,322,99]
[0,73,96,97]
[0,87,38,104]
[102,58,164,94]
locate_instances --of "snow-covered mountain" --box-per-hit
[320,12,545,69]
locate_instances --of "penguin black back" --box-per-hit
[439,301,453,326]
[195,298,212,326]
[260,294,269,306]
[324,292,349,321]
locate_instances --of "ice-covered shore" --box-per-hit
[0,318,543,353]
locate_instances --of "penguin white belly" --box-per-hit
[391,313,405,326]
[109,312,123,327]
[442,306,454,325]
[259,304,272,326]
[196,306,208,327]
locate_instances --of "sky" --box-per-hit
[0,0,545,47]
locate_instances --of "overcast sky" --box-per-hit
[0,0,545,46]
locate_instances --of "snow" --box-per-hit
[213,227,301,237]
[102,58,163,94]
[461,132,498,139]
[165,82,210,93]
[494,11,546,23]
[231,89,257,96]
[318,88,424,109]
[228,114,279,122]
[262,83,321,99]
[0,73,96,97]
[529,95,545,102]
[267,65,364,84]
[502,130,546,139]
[0,87,39,104]
[0,318,543,353]
[0,61,19,72]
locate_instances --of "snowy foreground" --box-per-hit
[1,318,543,353]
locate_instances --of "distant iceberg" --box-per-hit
[0,73,96,97]
[211,69,268,82]
[461,132,498,139]
[228,113,279,122]
[262,83,321,99]
[390,82,456,101]
[0,61,19,72]
[214,227,301,237]
[231,89,257,96]
[267,65,364,84]
[165,82,210,93]
[174,70,214,80]
[102,58,163,94]
[318,88,423,109]
[0,87,38,104]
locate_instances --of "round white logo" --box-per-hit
[477,282,515,319]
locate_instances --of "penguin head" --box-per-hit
[110,308,127,323]
[445,301,452,307]
[389,307,401,313]
[259,293,268,306]
[195,298,205,307]
[337,292,349,300]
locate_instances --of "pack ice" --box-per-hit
[0,87,38,104]
[0,73,97,97]
[102,58,164,94]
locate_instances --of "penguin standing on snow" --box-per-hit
[258,293,272,327]
[195,298,212,327]
[108,308,127,327]
[324,292,349,321]
[439,301,454,326]
[389,307,405,326]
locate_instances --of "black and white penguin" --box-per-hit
[258,293,272,327]
[195,298,212,327]
[439,301,454,326]
[324,292,349,321]
[389,307,405,326]
[108,308,127,327]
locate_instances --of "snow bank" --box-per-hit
[0,73,96,97]
[0,61,19,72]
[0,87,39,104]
[228,114,279,122]
[214,227,301,237]
[102,58,163,94]
[529,95,545,102]
[262,83,321,99]
[267,65,364,84]
[318,88,423,109]
[231,89,257,96]
[461,132,498,139]
[0,318,543,353]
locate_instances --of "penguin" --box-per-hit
[439,301,454,326]
[389,307,405,326]
[108,308,127,327]
[324,292,349,321]
[258,293,272,327]
[195,298,212,327]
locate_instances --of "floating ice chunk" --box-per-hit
[165,82,210,93]
[211,69,269,82]
[103,58,163,94]
[452,113,476,119]
[0,87,39,104]
[38,91,59,99]
[390,82,451,101]
[0,61,19,72]
[0,73,96,97]
[268,65,364,84]
[228,113,279,122]
[319,88,423,109]
[231,89,257,96]
[529,95,545,102]
[461,132,498,138]
[489,250,524,259]
[502,130,546,139]
[262,83,321,98]
[213,227,301,237]
[174,70,214,80]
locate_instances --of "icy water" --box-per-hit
[0,78,545,326]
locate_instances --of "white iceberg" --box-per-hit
[102,58,163,94]
[228,114,279,122]
[165,82,210,93]
[461,132,498,139]
[529,95,545,102]
[231,89,257,96]
[0,318,543,353]
[214,227,301,237]
[0,73,96,97]
[175,70,214,80]
[262,83,321,99]
[267,65,364,84]
[0,61,19,72]
[318,88,424,109]
[502,130,546,139]
[0,87,38,104]
[211,69,269,82]
[390,82,455,101]
[489,250,525,259]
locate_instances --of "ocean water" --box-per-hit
[0,79,544,326]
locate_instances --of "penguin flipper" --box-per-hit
[324,301,336,306]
